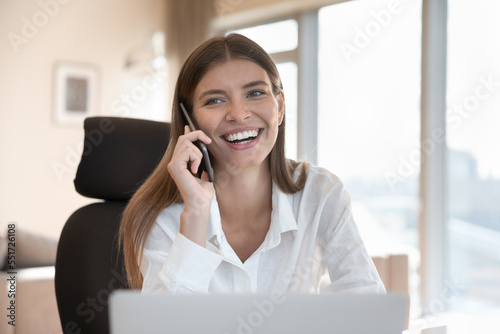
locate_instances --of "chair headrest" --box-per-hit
[74,117,170,201]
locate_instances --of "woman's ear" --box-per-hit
[278,90,285,126]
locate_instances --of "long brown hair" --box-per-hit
[120,33,307,289]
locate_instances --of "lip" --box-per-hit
[220,128,263,151]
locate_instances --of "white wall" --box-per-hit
[0,0,167,239]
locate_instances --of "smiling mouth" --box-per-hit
[223,129,262,144]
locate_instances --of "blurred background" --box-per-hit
[1,0,499,332]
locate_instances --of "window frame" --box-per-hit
[419,0,447,313]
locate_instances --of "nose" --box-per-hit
[225,99,251,122]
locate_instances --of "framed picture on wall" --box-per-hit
[53,62,99,126]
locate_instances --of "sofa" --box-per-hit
[0,227,62,334]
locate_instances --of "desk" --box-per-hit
[404,326,446,334]
[405,310,500,334]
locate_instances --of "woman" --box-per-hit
[120,33,384,294]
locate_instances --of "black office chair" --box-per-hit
[55,117,170,334]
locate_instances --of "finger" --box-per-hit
[182,144,203,171]
[179,128,212,146]
[189,149,202,174]
[199,132,212,145]
[172,136,203,164]
[168,145,202,178]
[180,140,201,155]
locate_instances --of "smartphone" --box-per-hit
[179,102,214,182]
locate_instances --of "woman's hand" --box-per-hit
[167,126,214,246]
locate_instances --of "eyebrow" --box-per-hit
[198,89,226,101]
[197,80,269,101]
[242,80,268,89]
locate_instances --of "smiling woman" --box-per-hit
[192,59,284,173]
[119,33,385,296]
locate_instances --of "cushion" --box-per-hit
[74,117,170,200]
[0,227,58,270]
[0,235,6,270]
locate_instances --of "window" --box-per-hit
[231,19,298,54]
[220,0,500,327]
[318,0,422,304]
[446,0,500,314]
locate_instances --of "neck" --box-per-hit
[214,160,273,224]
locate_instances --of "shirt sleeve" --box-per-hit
[141,222,223,294]
[318,180,386,294]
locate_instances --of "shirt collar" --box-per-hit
[264,181,298,250]
[206,181,298,250]
[271,181,298,235]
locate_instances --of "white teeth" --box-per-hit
[225,129,259,142]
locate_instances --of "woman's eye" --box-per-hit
[205,98,223,105]
[247,90,265,98]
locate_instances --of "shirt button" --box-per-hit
[212,237,220,248]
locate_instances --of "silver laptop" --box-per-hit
[109,291,407,334]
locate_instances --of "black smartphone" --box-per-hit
[179,103,214,182]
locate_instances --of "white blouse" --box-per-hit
[140,164,385,295]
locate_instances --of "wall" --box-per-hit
[0,0,167,238]
[0,0,342,240]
